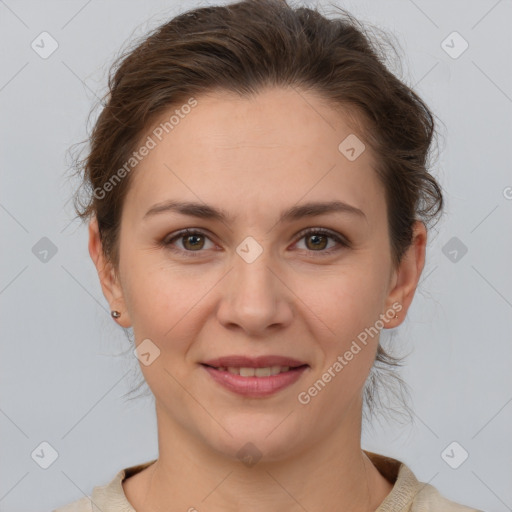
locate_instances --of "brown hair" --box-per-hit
[71,0,443,424]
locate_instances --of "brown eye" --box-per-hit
[163,227,349,259]
[305,233,329,251]
[163,229,215,256]
[182,233,205,251]
[294,228,349,255]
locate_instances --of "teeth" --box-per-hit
[270,365,283,375]
[255,367,271,377]
[218,366,292,377]
[240,367,255,377]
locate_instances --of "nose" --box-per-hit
[216,247,294,337]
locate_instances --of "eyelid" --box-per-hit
[162,226,350,257]
[162,228,217,256]
[294,226,351,248]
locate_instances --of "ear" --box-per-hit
[383,220,427,328]
[88,217,132,328]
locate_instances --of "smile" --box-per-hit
[201,364,309,397]
[209,365,294,376]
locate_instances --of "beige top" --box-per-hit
[53,450,483,511]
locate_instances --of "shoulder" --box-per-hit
[363,450,484,512]
[53,495,97,512]
[52,459,157,512]
[409,482,485,512]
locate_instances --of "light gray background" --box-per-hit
[1,1,511,511]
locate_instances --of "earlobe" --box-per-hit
[383,220,427,328]
[88,217,132,328]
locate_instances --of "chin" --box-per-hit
[201,415,308,465]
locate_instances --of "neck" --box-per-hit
[128,399,393,512]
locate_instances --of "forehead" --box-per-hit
[123,87,385,225]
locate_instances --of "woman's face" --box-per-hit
[90,87,425,460]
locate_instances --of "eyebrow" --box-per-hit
[143,199,366,224]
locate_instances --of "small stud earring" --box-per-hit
[111,310,121,319]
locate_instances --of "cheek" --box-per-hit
[122,262,216,361]
[297,276,384,413]
[310,265,387,336]
[127,274,192,333]
[304,263,388,389]
[124,270,205,392]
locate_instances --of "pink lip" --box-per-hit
[201,355,307,368]
[201,364,309,398]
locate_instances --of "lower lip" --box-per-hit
[201,365,308,397]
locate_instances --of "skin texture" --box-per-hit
[89,86,426,511]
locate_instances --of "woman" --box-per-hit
[55,0,482,510]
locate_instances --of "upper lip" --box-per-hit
[201,355,308,368]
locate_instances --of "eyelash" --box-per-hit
[161,227,350,258]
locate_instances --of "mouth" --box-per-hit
[200,356,309,397]
[201,363,308,377]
